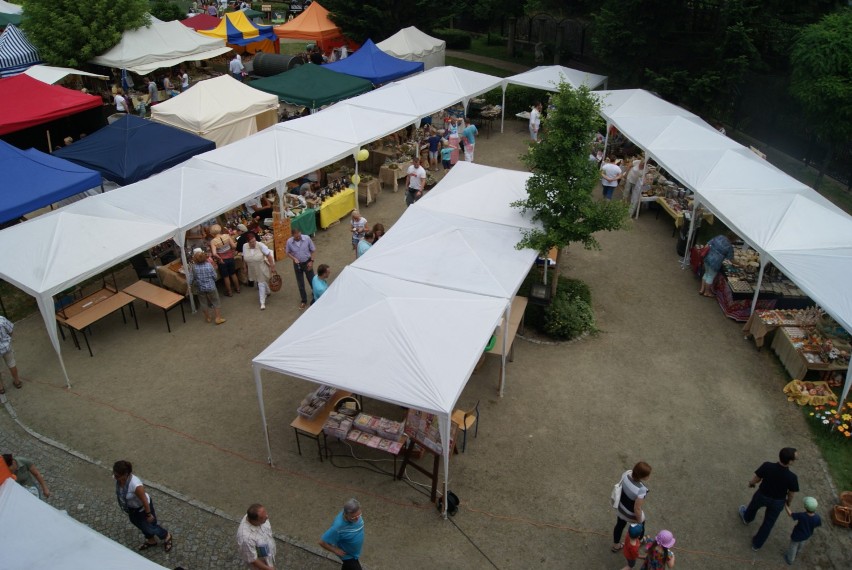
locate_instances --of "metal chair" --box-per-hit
[451,400,480,453]
[130,254,158,283]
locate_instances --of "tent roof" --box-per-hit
[355,207,537,299]
[279,101,416,146]
[417,162,537,229]
[193,123,356,183]
[0,12,22,28]
[23,64,108,84]
[324,39,423,84]
[150,75,278,134]
[345,81,460,120]
[0,74,101,135]
[376,26,444,59]
[395,65,503,103]
[253,266,507,415]
[0,479,168,570]
[53,115,215,186]
[0,24,41,78]
[595,88,700,120]
[0,1,22,14]
[90,16,231,75]
[505,65,607,91]
[0,140,101,223]
[180,12,221,31]
[273,2,342,42]
[197,10,278,46]
[249,63,373,108]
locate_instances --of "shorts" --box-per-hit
[405,189,419,206]
[442,160,451,169]
[200,289,221,309]
[429,150,438,161]
[625,559,637,568]
[1,348,15,369]
[218,257,236,277]
[703,262,719,285]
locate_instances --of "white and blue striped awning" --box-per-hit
[0,24,41,78]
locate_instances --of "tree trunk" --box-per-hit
[507,18,516,58]
[550,247,562,299]
[553,26,564,65]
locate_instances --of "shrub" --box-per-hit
[432,28,472,50]
[483,85,548,116]
[543,292,596,340]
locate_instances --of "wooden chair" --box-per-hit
[451,400,479,453]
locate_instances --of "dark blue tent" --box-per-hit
[0,139,101,224]
[53,115,216,186]
[324,39,424,84]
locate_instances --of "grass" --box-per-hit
[464,35,537,68]
[445,56,513,78]
[801,404,852,493]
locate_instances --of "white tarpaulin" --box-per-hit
[0,479,168,569]
[0,1,21,14]
[150,75,279,147]
[376,26,445,70]
[278,102,419,147]
[23,64,109,84]
[345,82,461,123]
[91,17,231,75]
[396,66,503,110]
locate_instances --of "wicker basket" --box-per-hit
[830,505,850,528]
[841,491,852,509]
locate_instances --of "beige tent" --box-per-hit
[150,75,279,147]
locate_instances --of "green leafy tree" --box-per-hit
[790,8,852,188]
[322,0,454,44]
[150,0,186,22]
[22,0,150,67]
[514,84,628,298]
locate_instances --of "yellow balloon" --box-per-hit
[350,173,361,185]
[357,149,370,161]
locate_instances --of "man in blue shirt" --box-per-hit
[311,264,331,302]
[320,498,365,569]
[356,231,374,258]
[285,228,316,309]
[462,118,478,162]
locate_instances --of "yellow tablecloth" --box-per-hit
[319,187,355,229]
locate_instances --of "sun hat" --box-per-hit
[192,247,204,255]
[655,530,676,548]
[237,224,248,232]
[803,497,818,512]
[628,523,643,538]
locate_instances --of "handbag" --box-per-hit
[611,470,630,509]
[268,272,282,292]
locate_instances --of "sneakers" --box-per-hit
[260,303,265,310]
[215,317,226,325]
[739,505,748,525]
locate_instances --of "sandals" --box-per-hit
[299,302,306,310]
[13,381,22,389]
[163,534,173,553]
[611,543,624,553]
[138,542,157,551]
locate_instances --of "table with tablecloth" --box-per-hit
[319,187,355,229]
[379,162,410,192]
[771,326,848,380]
[290,208,317,236]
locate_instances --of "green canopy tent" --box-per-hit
[0,12,22,28]
[249,63,373,110]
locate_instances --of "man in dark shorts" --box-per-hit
[739,447,799,550]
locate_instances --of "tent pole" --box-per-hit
[441,414,451,519]
[46,130,52,153]
[499,303,510,397]
[840,367,851,411]
[601,125,609,161]
[254,366,274,466]
[633,153,649,220]
[500,83,507,133]
[680,200,699,269]
[37,295,72,388]
[178,236,196,313]
[353,153,359,211]
[749,260,767,316]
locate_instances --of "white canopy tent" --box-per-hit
[345,82,462,124]
[23,64,109,84]
[0,479,168,569]
[396,66,503,112]
[0,0,21,14]
[278,102,419,148]
[150,75,280,147]
[252,267,507,513]
[91,17,231,75]
[500,65,608,132]
[376,26,445,70]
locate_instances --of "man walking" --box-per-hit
[236,503,276,569]
[285,228,316,309]
[0,315,23,393]
[319,498,365,569]
[739,447,799,551]
[405,156,426,207]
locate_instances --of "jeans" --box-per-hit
[785,540,806,564]
[744,491,785,549]
[128,499,169,540]
[602,185,616,200]
[293,262,314,304]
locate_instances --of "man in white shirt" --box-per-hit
[114,89,128,113]
[529,102,542,142]
[230,53,245,82]
[236,503,276,570]
[599,157,622,201]
[405,156,426,206]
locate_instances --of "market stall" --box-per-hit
[22,64,109,84]
[197,10,280,55]
[180,12,221,31]
[324,39,423,84]
[249,63,374,110]
[0,73,101,135]
[376,26,445,71]
[272,1,357,52]
[0,24,40,78]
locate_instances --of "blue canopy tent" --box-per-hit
[53,115,216,186]
[0,139,101,224]
[324,39,423,84]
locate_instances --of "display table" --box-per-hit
[743,309,817,349]
[378,162,410,192]
[771,326,848,380]
[358,178,380,206]
[124,280,185,333]
[479,107,501,138]
[319,187,355,229]
[55,287,138,357]
[655,197,714,232]
[156,254,257,296]
[290,207,317,236]
[290,390,352,462]
[485,296,528,387]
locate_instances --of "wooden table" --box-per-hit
[486,296,528,387]
[378,162,410,192]
[771,326,848,380]
[56,288,138,357]
[358,178,381,206]
[124,280,185,333]
[290,390,353,462]
[655,197,714,234]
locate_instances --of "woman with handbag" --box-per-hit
[209,224,240,297]
[113,460,173,552]
[242,232,276,310]
[612,461,652,553]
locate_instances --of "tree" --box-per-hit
[790,8,852,188]
[514,84,628,298]
[322,0,453,44]
[150,0,186,22]
[22,0,150,67]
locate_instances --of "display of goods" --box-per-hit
[783,380,837,406]
[297,385,337,419]
[783,326,809,340]
[376,418,405,442]
[346,429,362,443]
[728,279,753,293]
[323,412,353,439]
[817,314,851,342]
[354,413,376,434]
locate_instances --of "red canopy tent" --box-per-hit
[0,74,102,135]
[180,13,221,32]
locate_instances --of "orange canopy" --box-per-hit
[273,2,354,50]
